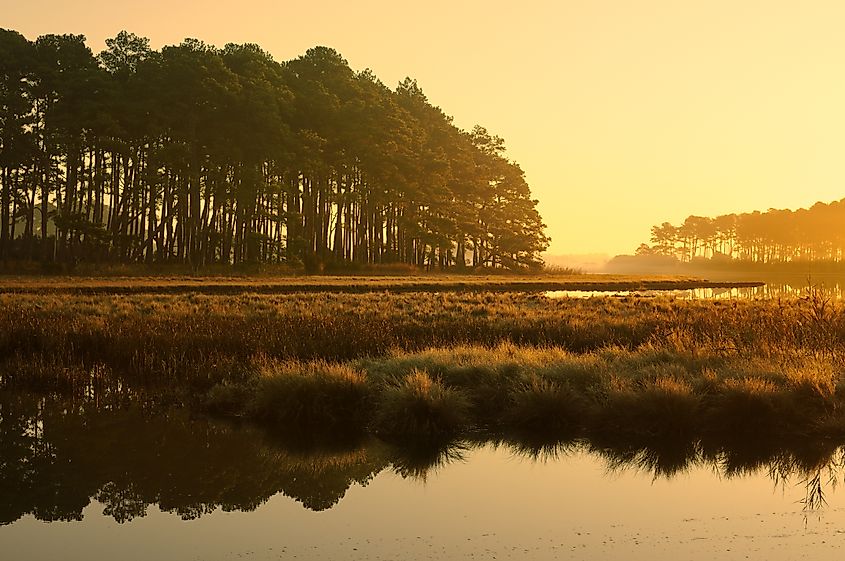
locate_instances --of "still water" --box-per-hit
[2,394,845,560]
[546,280,845,300]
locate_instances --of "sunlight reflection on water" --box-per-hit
[3,391,845,561]
[2,442,844,561]
[545,284,843,300]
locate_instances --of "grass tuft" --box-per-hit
[372,370,472,440]
[701,378,788,441]
[503,375,589,437]
[592,378,700,445]
[201,381,255,417]
[251,361,372,434]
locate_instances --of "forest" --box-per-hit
[635,198,845,265]
[0,29,549,271]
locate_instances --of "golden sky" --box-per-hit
[6,0,845,255]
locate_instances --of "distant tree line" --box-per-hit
[0,29,548,270]
[636,198,845,264]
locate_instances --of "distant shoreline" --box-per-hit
[0,276,765,295]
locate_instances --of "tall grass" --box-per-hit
[1,292,842,390]
[503,375,589,438]
[185,344,845,442]
[248,361,372,435]
[2,291,845,442]
[371,370,472,440]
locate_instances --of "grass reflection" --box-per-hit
[4,392,845,524]
[388,439,470,481]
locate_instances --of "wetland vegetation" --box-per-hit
[0,272,762,295]
[1,283,844,450]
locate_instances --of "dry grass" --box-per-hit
[248,361,372,435]
[2,290,845,441]
[177,343,845,441]
[0,273,758,295]
[371,370,472,440]
[1,292,842,380]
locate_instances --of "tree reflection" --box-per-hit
[3,392,845,524]
[0,392,388,523]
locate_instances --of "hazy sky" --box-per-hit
[5,0,845,255]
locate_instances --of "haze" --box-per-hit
[5,0,844,256]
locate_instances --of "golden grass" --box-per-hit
[186,343,845,442]
[1,290,844,441]
[1,291,842,389]
[0,273,760,295]
[371,370,472,440]
[249,361,372,434]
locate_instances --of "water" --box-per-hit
[3,394,845,560]
[546,280,845,300]
[545,287,773,299]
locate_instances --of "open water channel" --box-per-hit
[546,278,845,301]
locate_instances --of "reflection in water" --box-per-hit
[545,279,845,300]
[2,392,845,526]
[0,392,388,524]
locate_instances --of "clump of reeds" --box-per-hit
[372,369,472,440]
[438,364,519,424]
[250,361,372,435]
[201,380,256,417]
[591,378,700,445]
[502,375,589,438]
[701,378,797,442]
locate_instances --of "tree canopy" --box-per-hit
[636,198,845,264]
[0,29,549,271]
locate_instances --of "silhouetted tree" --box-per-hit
[640,199,845,265]
[0,29,549,270]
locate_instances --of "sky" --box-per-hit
[4,0,845,256]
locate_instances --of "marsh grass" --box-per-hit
[4,291,842,388]
[0,273,755,296]
[202,381,255,417]
[249,361,372,435]
[503,376,589,438]
[185,344,845,443]
[372,370,472,440]
[591,378,700,446]
[3,291,845,442]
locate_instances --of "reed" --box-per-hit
[503,375,590,437]
[249,361,372,435]
[2,290,845,441]
[371,370,472,440]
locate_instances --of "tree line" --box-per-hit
[0,29,549,271]
[636,198,845,264]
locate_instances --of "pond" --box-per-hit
[2,393,844,560]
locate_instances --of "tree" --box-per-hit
[0,29,549,271]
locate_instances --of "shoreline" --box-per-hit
[0,275,765,295]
